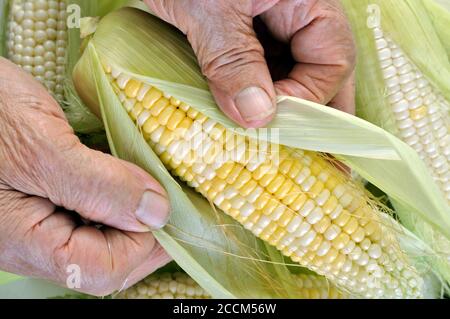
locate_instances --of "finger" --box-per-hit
[251,0,281,17]
[120,243,172,291]
[146,0,276,127]
[262,0,356,105]
[328,71,356,115]
[0,58,170,232]
[46,143,171,232]
[0,191,162,296]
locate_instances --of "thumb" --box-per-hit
[197,10,276,128]
[42,143,170,232]
[148,0,276,128]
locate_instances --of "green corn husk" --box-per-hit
[68,7,450,298]
[63,0,132,134]
[0,0,8,57]
[342,0,450,290]
[423,0,450,59]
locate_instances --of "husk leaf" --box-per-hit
[0,278,73,299]
[0,0,8,58]
[63,0,132,134]
[423,0,450,59]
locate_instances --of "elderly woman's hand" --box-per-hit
[145,0,356,127]
[0,58,171,296]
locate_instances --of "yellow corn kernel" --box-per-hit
[288,163,303,179]
[216,162,235,179]
[277,210,295,227]
[226,165,244,184]
[187,108,199,119]
[308,181,325,199]
[323,196,338,213]
[194,113,208,124]
[262,198,279,216]
[177,117,193,136]
[233,170,252,189]
[323,248,339,264]
[167,110,186,130]
[314,216,331,234]
[252,163,274,180]
[260,223,278,241]
[343,217,359,235]
[125,79,141,98]
[247,211,262,224]
[281,188,300,206]
[268,228,286,246]
[290,193,307,211]
[310,161,323,176]
[130,102,144,121]
[142,117,159,135]
[157,104,176,126]
[274,180,294,199]
[332,232,350,250]
[254,192,271,210]
[150,97,170,116]
[239,180,258,196]
[325,177,339,190]
[267,175,286,194]
[170,97,181,106]
[143,88,163,109]
[160,129,176,147]
[334,210,351,227]
[279,159,294,175]
[259,171,278,188]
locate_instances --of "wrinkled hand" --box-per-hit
[145,0,356,127]
[0,58,171,296]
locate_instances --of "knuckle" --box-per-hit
[201,44,265,82]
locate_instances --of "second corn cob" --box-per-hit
[369,23,450,203]
[118,272,347,299]
[6,0,67,101]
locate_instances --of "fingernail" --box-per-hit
[136,191,170,230]
[235,87,275,122]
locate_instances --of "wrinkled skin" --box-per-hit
[0,0,356,296]
[145,0,356,127]
[0,58,171,296]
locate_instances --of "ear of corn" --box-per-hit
[72,8,440,298]
[119,273,210,299]
[102,61,424,299]
[5,0,68,102]
[118,272,347,299]
[83,42,317,298]
[342,0,450,288]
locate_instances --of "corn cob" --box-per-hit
[370,26,450,203]
[118,272,347,299]
[6,0,67,102]
[102,65,423,299]
[118,273,210,299]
